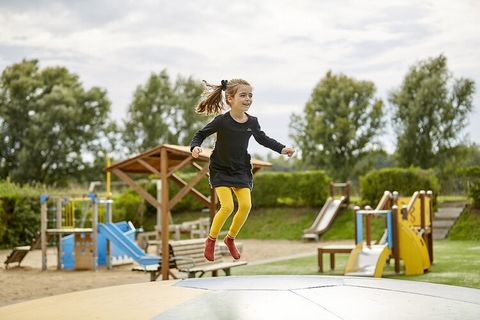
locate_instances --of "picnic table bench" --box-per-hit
[134,238,247,281]
[317,244,355,273]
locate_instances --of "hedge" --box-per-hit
[110,170,331,228]
[360,167,440,206]
[252,170,330,207]
[458,166,480,208]
[0,181,42,249]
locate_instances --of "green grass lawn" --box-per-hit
[233,240,480,289]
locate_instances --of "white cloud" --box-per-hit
[1,0,479,156]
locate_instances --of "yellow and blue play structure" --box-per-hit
[344,190,433,277]
[39,193,159,271]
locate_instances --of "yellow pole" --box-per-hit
[106,157,111,199]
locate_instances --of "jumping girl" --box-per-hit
[190,79,295,261]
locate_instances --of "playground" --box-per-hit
[1,184,479,318]
[1,144,479,319]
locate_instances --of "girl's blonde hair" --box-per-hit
[195,79,251,115]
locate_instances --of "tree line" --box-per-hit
[0,55,477,190]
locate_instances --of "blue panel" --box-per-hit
[61,234,75,269]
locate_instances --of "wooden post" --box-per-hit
[345,182,350,204]
[56,198,62,270]
[41,198,47,271]
[156,179,162,255]
[392,205,400,273]
[419,190,426,230]
[365,214,372,247]
[427,190,434,263]
[161,148,170,280]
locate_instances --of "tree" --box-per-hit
[122,70,205,153]
[390,54,475,168]
[289,71,384,181]
[171,75,207,145]
[0,59,111,185]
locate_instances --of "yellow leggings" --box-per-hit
[209,187,252,239]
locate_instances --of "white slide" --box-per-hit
[302,196,345,241]
[344,243,391,277]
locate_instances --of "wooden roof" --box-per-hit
[106,144,272,174]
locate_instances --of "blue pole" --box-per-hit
[387,210,393,249]
[356,212,363,244]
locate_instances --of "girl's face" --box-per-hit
[227,85,253,112]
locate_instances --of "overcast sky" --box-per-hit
[1,0,479,157]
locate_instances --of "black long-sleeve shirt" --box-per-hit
[190,111,285,189]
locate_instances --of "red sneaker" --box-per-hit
[204,236,216,261]
[224,235,241,260]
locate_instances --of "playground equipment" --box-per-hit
[302,182,350,241]
[39,193,159,271]
[344,190,433,277]
[4,232,43,269]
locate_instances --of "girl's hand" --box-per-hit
[192,146,202,158]
[281,147,295,157]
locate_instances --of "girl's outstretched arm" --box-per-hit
[251,117,285,153]
[190,115,221,152]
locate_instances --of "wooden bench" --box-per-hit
[137,218,212,251]
[317,244,355,272]
[135,238,247,281]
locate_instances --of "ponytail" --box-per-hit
[195,80,226,115]
[195,79,251,115]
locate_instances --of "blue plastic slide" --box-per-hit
[98,223,160,266]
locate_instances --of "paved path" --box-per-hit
[433,201,466,240]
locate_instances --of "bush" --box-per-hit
[360,167,440,205]
[112,170,331,220]
[0,181,42,249]
[112,190,143,226]
[252,170,331,207]
[458,166,480,208]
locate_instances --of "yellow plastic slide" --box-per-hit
[344,220,430,277]
[398,218,431,275]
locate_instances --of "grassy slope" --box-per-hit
[448,206,480,240]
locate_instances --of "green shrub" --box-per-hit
[112,190,142,225]
[111,170,331,231]
[0,180,42,249]
[360,167,440,205]
[458,166,480,208]
[252,170,331,207]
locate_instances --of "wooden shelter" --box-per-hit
[106,144,272,280]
